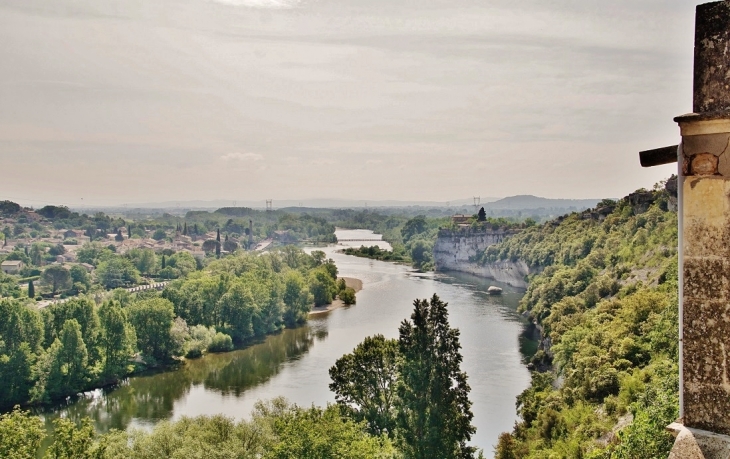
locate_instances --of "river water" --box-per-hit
[39,229,534,455]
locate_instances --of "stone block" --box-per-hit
[684,258,730,301]
[668,422,730,459]
[684,299,730,387]
[684,133,730,156]
[685,383,730,436]
[692,153,720,175]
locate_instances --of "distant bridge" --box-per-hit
[338,239,385,242]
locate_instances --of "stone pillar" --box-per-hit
[670,2,730,452]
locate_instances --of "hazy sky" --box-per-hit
[0,0,695,207]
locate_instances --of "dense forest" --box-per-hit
[0,248,348,411]
[489,182,679,457]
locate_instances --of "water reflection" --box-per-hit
[39,323,324,433]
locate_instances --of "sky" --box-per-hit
[0,0,697,207]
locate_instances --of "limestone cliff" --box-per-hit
[433,228,534,288]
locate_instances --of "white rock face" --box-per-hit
[433,229,534,288]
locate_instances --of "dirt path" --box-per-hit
[309,277,363,315]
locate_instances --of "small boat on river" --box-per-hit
[487,286,503,295]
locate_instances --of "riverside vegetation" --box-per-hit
[0,247,349,411]
[1,294,482,459]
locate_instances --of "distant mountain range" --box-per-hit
[483,195,603,211]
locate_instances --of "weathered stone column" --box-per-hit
[666,2,730,457]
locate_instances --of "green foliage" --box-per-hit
[96,257,141,289]
[0,398,396,459]
[44,417,96,459]
[309,266,338,307]
[98,301,136,380]
[76,243,115,266]
[0,407,44,459]
[282,271,310,326]
[125,248,157,276]
[343,245,409,264]
[330,335,399,436]
[268,403,397,459]
[128,298,178,361]
[340,287,357,305]
[397,294,476,459]
[491,187,679,457]
[152,229,167,241]
[41,319,90,398]
[208,332,234,353]
[41,265,72,295]
[69,265,91,294]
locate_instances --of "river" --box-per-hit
[39,229,535,455]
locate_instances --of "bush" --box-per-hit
[208,333,234,353]
[339,287,356,305]
[185,340,206,359]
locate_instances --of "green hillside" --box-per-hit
[489,180,679,458]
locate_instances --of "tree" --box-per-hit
[41,265,72,295]
[282,271,310,326]
[161,255,166,269]
[309,267,337,307]
[202,239,219,254]
[29,244,44,267]
[218,282,257,342]
[69,265,91,293]
[45,319,89,397]
[127,225,132,239]
[216,228,221,242]
[268,404,397,459]
[76,242,114,266]
[98,301,136,381]
[216,241,221,258]
[408,239,432,269]
[329,335,399,436]
[0,408,45,459]
[128,298,177,361]
[477,207,486,222]
[223,240,239,252]
[340,287,357,305]
[49,244,66,257]
[96,257,140,289]
[183,222,188,236]
[45,417,95,459]
[152,229,167,241]
[401,216,427,243]
[126,248,156,276]
[27,280,34,298]
[397,294,476,459]
[115,229,124,242]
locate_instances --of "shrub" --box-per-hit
[339,287,356,305]
[208,333,234,353]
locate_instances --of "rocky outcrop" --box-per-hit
[433,228,534,288]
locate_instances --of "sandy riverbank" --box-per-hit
[309,277,363,315]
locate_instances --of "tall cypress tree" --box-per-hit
[161,255,166,269]
[28,280,35,298]
[216,228,221,242]
[183,222,188,236]
[127,225,132,239]
[397,294,476,459]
